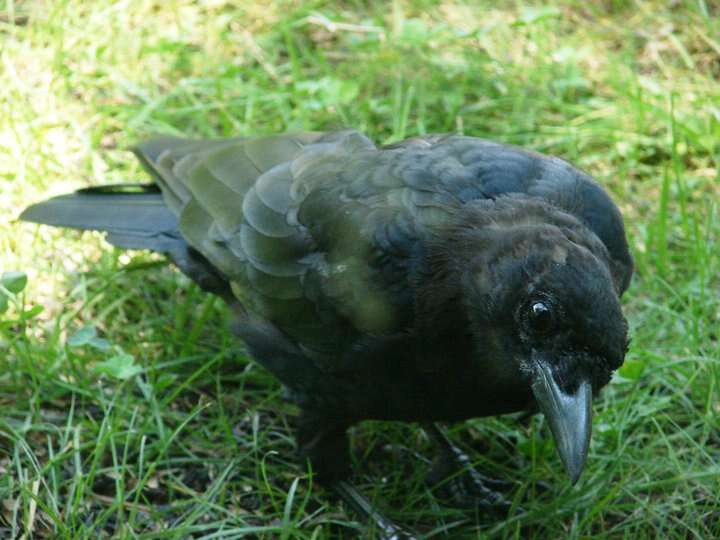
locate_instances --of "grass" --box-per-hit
[1,0,719,538]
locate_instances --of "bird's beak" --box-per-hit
[530,352,592,484]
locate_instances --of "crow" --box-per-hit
[21,130,632,538]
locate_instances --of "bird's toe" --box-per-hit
[426,457,513,514]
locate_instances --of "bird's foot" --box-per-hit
[424,423,512,514]
[333,480,419,540]
[426,452,512,513]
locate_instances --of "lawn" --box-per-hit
[1,0,719,538]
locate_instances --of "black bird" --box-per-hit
[21,130,632,538]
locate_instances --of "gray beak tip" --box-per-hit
[567,463,583,486]
[530,354,593,484]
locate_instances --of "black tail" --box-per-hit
[20,183,234,298]
[19,184,185,252]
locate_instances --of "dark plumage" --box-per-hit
[21,130,632,537]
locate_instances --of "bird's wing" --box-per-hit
[134,131,323,282]
[135,130,473,368]
[135,131,390,365]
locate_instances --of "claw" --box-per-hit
[333,480,419,540]
[424,423,514,514]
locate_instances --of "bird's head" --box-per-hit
[423,196,630,483]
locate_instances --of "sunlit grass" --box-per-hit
[1,0,718,538]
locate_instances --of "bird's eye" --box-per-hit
[528,301,554,334]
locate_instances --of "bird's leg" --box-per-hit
[424,423,512,513]
[296,412,417,540]
[332,481,418,540]
[296,413,351,482]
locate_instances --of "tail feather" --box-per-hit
[21,182,234,300]
[19,184,184,253]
